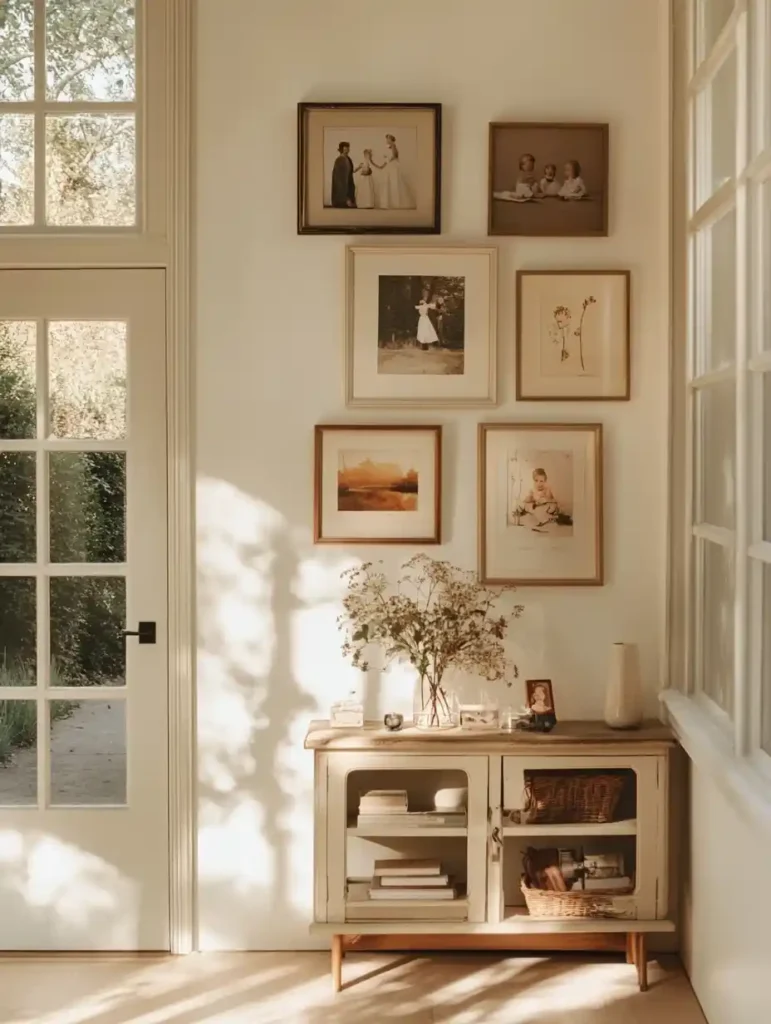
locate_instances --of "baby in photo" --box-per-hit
[515,152,542,199]
[559,159,587,199]
[522,467,558,525]
[540,163,561,196]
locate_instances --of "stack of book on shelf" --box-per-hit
[356,790,467,829]
[525,847,633,893]
[346,859,466,922]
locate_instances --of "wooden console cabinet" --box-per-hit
[305,719,676,992]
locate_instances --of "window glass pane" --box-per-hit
[700,209,736,372]
[0,452,35,561]
[701,0,734,58]
[0,0,34,101]
[0,578,36,684]
[0,701,37,806]
[0,114,34,225]
[763,180,771,352]
[48,321,127,439]
[765,373,771,543]
[50,452,125,563]
[709,51,736,195]
[0,321,36,438]
[696,381,736,528]
[762,563,771,756]
[50,577,125,687]
[46,115,135,227]
[700,539,735,716]
[50,699,126,806]
[46,0,135,101]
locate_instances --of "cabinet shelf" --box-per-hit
[347,823,468,837]
[502,818,637,838]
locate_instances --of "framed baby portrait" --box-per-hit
[488,122,609,237]
[478,423,603,586]
[314,424,442,544]
[346,245,498,407]
[517,270,630,400]
[297,103,442,234]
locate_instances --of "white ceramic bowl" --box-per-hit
[434,787,468,812]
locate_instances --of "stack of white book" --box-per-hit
[356,790,467,829]
[369,859,457,900]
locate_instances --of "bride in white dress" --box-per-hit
[415,299,439,349]
[372,135,414,209]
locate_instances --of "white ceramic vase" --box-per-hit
[604,642,644,729]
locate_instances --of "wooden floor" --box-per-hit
[0,950,707,1023]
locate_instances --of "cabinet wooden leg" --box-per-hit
[635,933,648,992]
[331,934,343,993]
[626,932,635,965]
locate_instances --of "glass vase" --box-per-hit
[412,675,458,730]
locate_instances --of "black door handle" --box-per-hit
[122,621,156,645]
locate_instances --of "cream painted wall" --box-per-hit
[683,768,771,1024]
[195,0,670,949]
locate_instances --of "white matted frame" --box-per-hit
[666,0,771,806]
[0,0,195,952]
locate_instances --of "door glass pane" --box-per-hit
[0,114,34,225]
[0,0,34,100]
[762,563,771,755]
[50,699,126,805]
[48,321,127,439]
[0,452,35,561]
[0,701,37,806]
[46,115,136,227]
[700,540,735,716]
[50,453,126,563]
[709,50,736,199]
[50,577,125,687]
[0,578,36,685]
[0,321,36,439]
[46,0,135,101]
[696,381,736,528]
[705,209,736,371]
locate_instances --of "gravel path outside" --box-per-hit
[0,701,126,806]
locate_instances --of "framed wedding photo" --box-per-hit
[297,103,442,234]
[517,270,630,400]
[488,122,609,237]
[479,423,603,586]
[314,424,442,544]
[346,245,497,407]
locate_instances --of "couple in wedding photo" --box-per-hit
[330,135,414,210]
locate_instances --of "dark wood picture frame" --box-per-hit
[526,679,557,716]
[478,422,604,586]
[314,424,442,544]
[488,122,609,237]
[298,102,442,235]
[516,270,631,401]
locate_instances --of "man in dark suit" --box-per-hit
[331,142,356,208]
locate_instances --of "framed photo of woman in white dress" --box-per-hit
[346,246,497,407]
[298,103,442,234]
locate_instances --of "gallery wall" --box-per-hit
[195,0,670,949]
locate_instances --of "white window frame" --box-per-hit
[0,0,194,948]
[665,0,771,833]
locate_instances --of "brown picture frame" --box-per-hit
[526,679,557,717]
[516,270,631,401]
[488,122,609,237]
[298,102,442,235]
[478,422,603,586]
[314,424,442,544]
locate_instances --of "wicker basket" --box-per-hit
[523,772,625,824]
[521,881,632,919]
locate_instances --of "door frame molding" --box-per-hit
[165,0,196,956]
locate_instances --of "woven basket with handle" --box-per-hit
[523,772,625,824]
[521,881,632,919]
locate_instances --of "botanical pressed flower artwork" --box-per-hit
[516,271,630,401]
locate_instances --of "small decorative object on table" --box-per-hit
[339,555,523,731]
[526,679,557,732]
[459,704,500,729]
[329,694,364,728]
[383,712,404,732]
[604,642,644,729]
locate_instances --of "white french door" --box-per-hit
[0,269,168,950]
